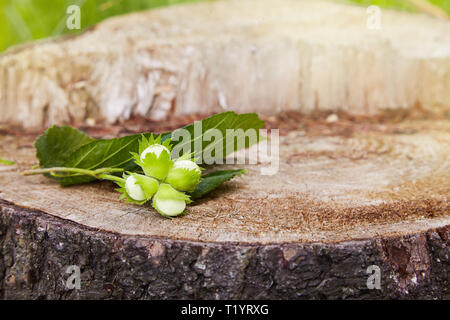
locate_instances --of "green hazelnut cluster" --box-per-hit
[115,135,202,217]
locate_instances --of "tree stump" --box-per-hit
[0,113,449,299]
[1,0,450,129]
[0,0,449,300]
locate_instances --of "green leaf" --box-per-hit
[190,169,246,199]
[59,133,163,186]
[32,112,264,188]
[171,112,265,164]
[35,125,94,168]
[0,158,15,166]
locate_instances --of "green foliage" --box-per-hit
[345,0,450,14]
[190,169,246,199]
[137,134,172,154]
[171,111,265,164]
[30,112,263,217]
[0,158,15,165]
[0,0,205,52]
[34,112,262,197]
[1,0,449,52]
[60,132,154,185]
[34,125,153,185]
[35,124,94,168]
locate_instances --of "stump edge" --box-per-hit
[1,199,448,299]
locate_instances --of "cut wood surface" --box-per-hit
[1,0,450,129]
[1,113,449,299]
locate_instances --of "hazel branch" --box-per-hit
[21,167,125,182]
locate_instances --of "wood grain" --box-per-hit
[0,115,448,298]
[1,0,450,129]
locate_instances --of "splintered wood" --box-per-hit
[1,0,450,129]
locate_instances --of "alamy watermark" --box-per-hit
[171,121,280,175]
[366,5,381,30]
[65,265,81,290]
[66,5,81,30]
[366,265,381,290]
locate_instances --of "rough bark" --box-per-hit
[0,114,449,299]
[0,201,448,299]
[1,0,450,129]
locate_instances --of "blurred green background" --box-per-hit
[0,0,449,52]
